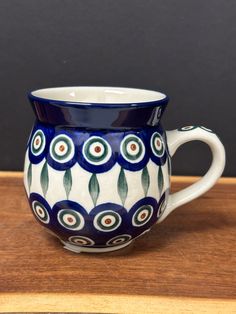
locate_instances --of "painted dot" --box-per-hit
[151,132,165,157]
[95,146,101,153]
[59,145,65,152]
[69,235,95,247]
[132,205,153,227]
[105,218,112,224]
[67,217,73,223]
[31,130,46,156]
[106,234,132,246]
[141,213,147,219]
[83,136,112,166]
[179,126,197,131]
[94,211,122,232]
[120,134,145,163]
[32,200,50,224]
[50,134,75,163]
[57,209,84,230]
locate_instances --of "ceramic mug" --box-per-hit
[24,87,226,253]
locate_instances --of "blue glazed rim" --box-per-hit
[28,86,169,128]
[28,86,169,109]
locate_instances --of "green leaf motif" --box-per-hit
[158,166,164,195]
[89,173,100,206]
[141,166,150,197]
[118,168,128,206]
[40,162,49,197]
[63,168,72,199]
[27,162,32,193]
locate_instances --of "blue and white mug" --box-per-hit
[24,87,225,253]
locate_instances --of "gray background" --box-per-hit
[0,0,235,175]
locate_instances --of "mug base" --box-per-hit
[61,240,133,254]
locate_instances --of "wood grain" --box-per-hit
[0,173,235,312]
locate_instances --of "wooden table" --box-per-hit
[0,173,235,313]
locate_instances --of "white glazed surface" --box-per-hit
[31,86,167,103]
[158,127,226,222]
[24,155,170,212]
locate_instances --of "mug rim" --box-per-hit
[28,86,169,109]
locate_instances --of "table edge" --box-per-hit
[0,293,235,313]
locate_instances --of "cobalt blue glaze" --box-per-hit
[24,87,171,252]
[28,90,169,129]
[29,191,169,248]
[27,122,168,172]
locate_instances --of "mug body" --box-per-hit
[24,87,170,253]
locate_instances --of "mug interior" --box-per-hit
[31,86,167,104]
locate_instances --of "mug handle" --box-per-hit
[157,126,226,223]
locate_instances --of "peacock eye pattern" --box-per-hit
[28,125,54,164]
[79,135,116,173]
[47,132,78,171]
[28,191,169,248]
[29,193,52,226]
[27,124,168,172]
[27,124,170,249]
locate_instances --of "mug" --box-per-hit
[24,86,226,253]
